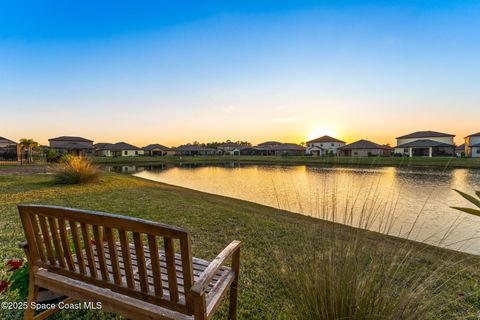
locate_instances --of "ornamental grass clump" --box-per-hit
[55,156,99,184]
[278,178,470,320]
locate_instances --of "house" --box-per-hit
[174,145,216,156]
[0,136,20,161]
[465,132,480,158]
[394,131,455,157]
[338,139,392,157]
[231,145,256,156]
[94,142,144,157]
[254,142,305,156]
[143,144,176,156]
[48,136,94,156]
[217,142,253,155]
[306,135,345,156]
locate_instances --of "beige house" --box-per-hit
[94,142,144,157]
[338,139,392,157]
[394,131,455,157]
[465,132,480,158]
[306,135,345,156]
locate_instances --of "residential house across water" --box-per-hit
[254,141,305,156]
[217,142,255,155]
[394,131,455,157]
[465,132,480,158]
[306,135,345,156]
[94,142,144,157]
[48,136,94,156]
[175,145,216,156]
[338,139,392,157]
[143,144,176,156]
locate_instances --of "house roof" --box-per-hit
[175,145,216,152]
[143,144,173,151]
[257,141,282,146]
[306,135,345,144]
[396,131,454,139]
[49,136,93,142]
[53,141,94,149]
[97,142,141,151]
[0,137,16,144]
[465,132,480,138]
[218,142,242,148]
[339,139,392,150]
[395,139,454,148]
[255,143,305,151]
[93,143,113,149]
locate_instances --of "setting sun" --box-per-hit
[307,127,339,141]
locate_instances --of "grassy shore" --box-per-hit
[1,173,480,319]
[91,155,480,169]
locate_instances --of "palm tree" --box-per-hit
[451,189,480,216]
[19,139,39,163]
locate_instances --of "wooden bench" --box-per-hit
[18,204,241,320]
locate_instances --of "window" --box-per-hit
[477,148,480,154]
[135,151,138,155]
[320,144,323,147]
[124,151,127,155]
[331,143,334,147]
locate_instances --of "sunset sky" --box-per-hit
[1,1,479,146]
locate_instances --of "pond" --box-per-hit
[105,163,480,254]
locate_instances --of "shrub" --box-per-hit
[55,156,100,184]
[278,187,462,320]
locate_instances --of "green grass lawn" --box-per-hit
[91,155,480,169]
[1,173,480,319]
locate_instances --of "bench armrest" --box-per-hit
[191,240,241,297]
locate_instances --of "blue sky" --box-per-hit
[1,1,479,145]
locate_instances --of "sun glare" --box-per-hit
[307,127,338,141]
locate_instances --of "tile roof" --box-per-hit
[96,142,141,151]
[395,139,454,148]
[306,135,345,143]
[396,131,454,139]
[0,137,16,144]
[175,145,216,152]
[339,139,391,150]
[465,132,480,138]
[53,141,94,149]
[48,136,93,142]
[143,144,172,151]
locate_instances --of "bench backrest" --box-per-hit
[18,204,195,315]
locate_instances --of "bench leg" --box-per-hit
[229,248,240,320]
[228,284,238,320]
[24,273,39,320]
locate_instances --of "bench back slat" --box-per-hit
[18,204,194,315]
[58,218,76,272]
[69,221,86,275]
[105,227,122,286]
[147,234,163,296]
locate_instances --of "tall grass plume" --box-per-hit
[55,156,99,184]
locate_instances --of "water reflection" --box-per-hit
[107,163,480,254]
